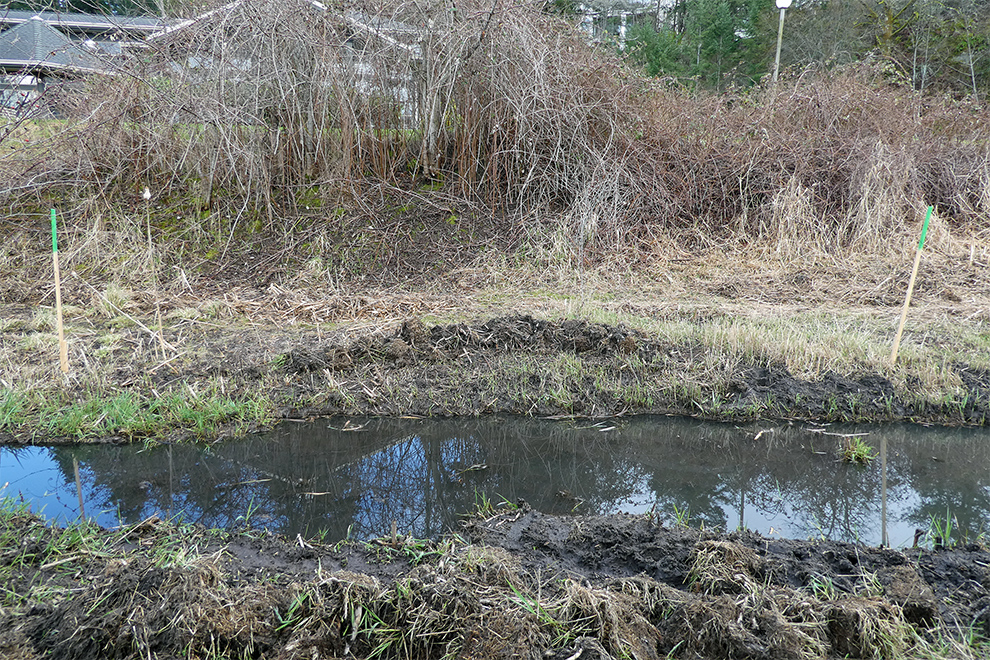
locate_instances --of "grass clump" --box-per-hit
[46,391,157,439]
[13,385,275,442]
[0,496,116,606]
[919,508,987,550]
[153,387,272,439]
[841,436,877,464]
[0,389,28,429]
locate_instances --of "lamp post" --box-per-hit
[772,0,792,84]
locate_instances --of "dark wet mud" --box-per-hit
[1,506,987,659]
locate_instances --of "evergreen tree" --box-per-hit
[625,0,989,96]
[625,22,687,78]
[626,0,769,89]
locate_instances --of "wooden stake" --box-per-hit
[890,206,932,366]
[51,209,69,374]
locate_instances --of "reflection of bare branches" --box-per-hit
[22,418,990,546]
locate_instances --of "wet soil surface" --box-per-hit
[1,507,987,659]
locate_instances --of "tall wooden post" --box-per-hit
[52,209,68,374]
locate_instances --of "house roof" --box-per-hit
[147,0,421,54]
[0,16,105,73]
[0,9,167,36]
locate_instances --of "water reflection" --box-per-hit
[1,417,987,547]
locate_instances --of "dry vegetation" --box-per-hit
[0,0,988,265]
[1,0,990,440]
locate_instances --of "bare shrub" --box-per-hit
[599,63,990,261]
[0,1,988,272]
[846,140,917,251]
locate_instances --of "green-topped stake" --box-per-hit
[890,206,933,366]
[51,209,69,374]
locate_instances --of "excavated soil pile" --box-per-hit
[1,506,987,659]
[281,315,990,423]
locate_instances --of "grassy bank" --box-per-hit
[2,247,989,443]
[0,387,272,442]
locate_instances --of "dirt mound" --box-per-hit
[286,315,645,371]
[2,508,987,659]
[465,508,989,658]
[279,315,990,424]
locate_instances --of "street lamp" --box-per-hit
[772,0,792,85]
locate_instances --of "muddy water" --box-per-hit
[1,417,987,547]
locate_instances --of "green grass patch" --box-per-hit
[0,389,29,429]
[154,389,272,438]
[0,495,116,605]
[46,391,156,439]
[20,386,274,442]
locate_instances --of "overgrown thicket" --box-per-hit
[1,0,989,266]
